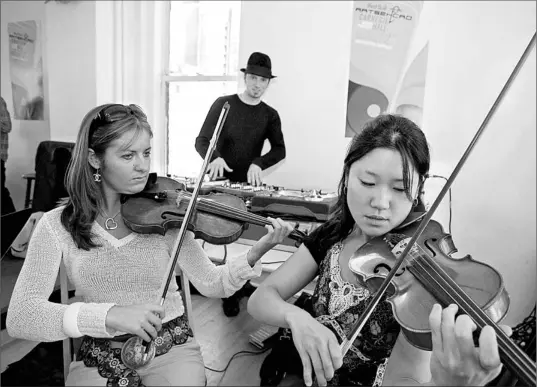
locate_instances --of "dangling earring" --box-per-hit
[413,198,419,207]
[93,168,102,182]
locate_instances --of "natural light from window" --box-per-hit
[166,0,241,178]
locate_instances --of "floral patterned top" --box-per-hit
[303,225,401,386]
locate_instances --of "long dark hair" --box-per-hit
[61,103,152,250]
[317,114,430,249]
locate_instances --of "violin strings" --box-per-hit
[176,191,304,239]
[179,192,266,223]
[166,190,274,225]
[166,190,304,238]
[405,262,531,380]
[410,262,535,381]
[197,200,266,225]
[197,199,273,226]
[175,191,270,224]
[408,250,521,351]
[412,258,534,378]
[407,247,535,378]
[409,247,513,343]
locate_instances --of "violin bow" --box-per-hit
[118,102,230,362]
[341,31,536,371]
[133,101,230,358]
[158,101,231,304]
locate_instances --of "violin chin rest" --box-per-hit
[145,173,158,189]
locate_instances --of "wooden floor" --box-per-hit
[191,294,272,386]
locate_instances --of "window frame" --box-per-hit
[162,0,241,177]
[163,75,238,83]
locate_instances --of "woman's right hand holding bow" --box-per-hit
[106,303,165,342]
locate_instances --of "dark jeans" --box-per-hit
[1,159,16,215]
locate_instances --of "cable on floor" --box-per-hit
[204,346,271,374]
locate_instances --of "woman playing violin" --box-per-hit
[248,114,511,386]
[6,103,294,386]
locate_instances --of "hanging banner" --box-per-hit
[8,20,45,121]
[346,1,421,137]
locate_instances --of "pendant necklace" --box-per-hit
[103,209,121,230]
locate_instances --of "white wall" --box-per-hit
[45,0,96,142]
[422,1,536,326]
[240,1,536,325]
[239,1,354,192]
[1,1,49,211]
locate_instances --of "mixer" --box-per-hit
[213,181,270,198]
[167,175,338,222]
[250,186,338,222]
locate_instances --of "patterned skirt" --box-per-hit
[76,314,193,387]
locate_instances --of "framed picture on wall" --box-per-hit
[8,20,45,121]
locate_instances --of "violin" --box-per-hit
[121,174,306,245]
[341,32,537,386]
[348,216,510,350]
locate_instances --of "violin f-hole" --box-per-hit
[161,211,186,221]
[374,263,405,277]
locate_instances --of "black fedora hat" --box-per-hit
[240,52,276,79]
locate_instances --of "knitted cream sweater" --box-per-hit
[6,206,261,342]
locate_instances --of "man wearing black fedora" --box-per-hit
[195,51,287,317]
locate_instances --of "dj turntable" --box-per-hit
[213,182,268,198]
[251,188,338,222]
[168,175,230,195]
[167,175,338,222]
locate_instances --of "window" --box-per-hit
[165,0,241,178]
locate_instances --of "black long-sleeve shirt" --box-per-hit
[195,94,286,182]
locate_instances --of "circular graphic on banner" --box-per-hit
[346,82,389,136]
[367,104,381,118]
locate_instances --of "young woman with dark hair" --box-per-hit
[248,114,510,387]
